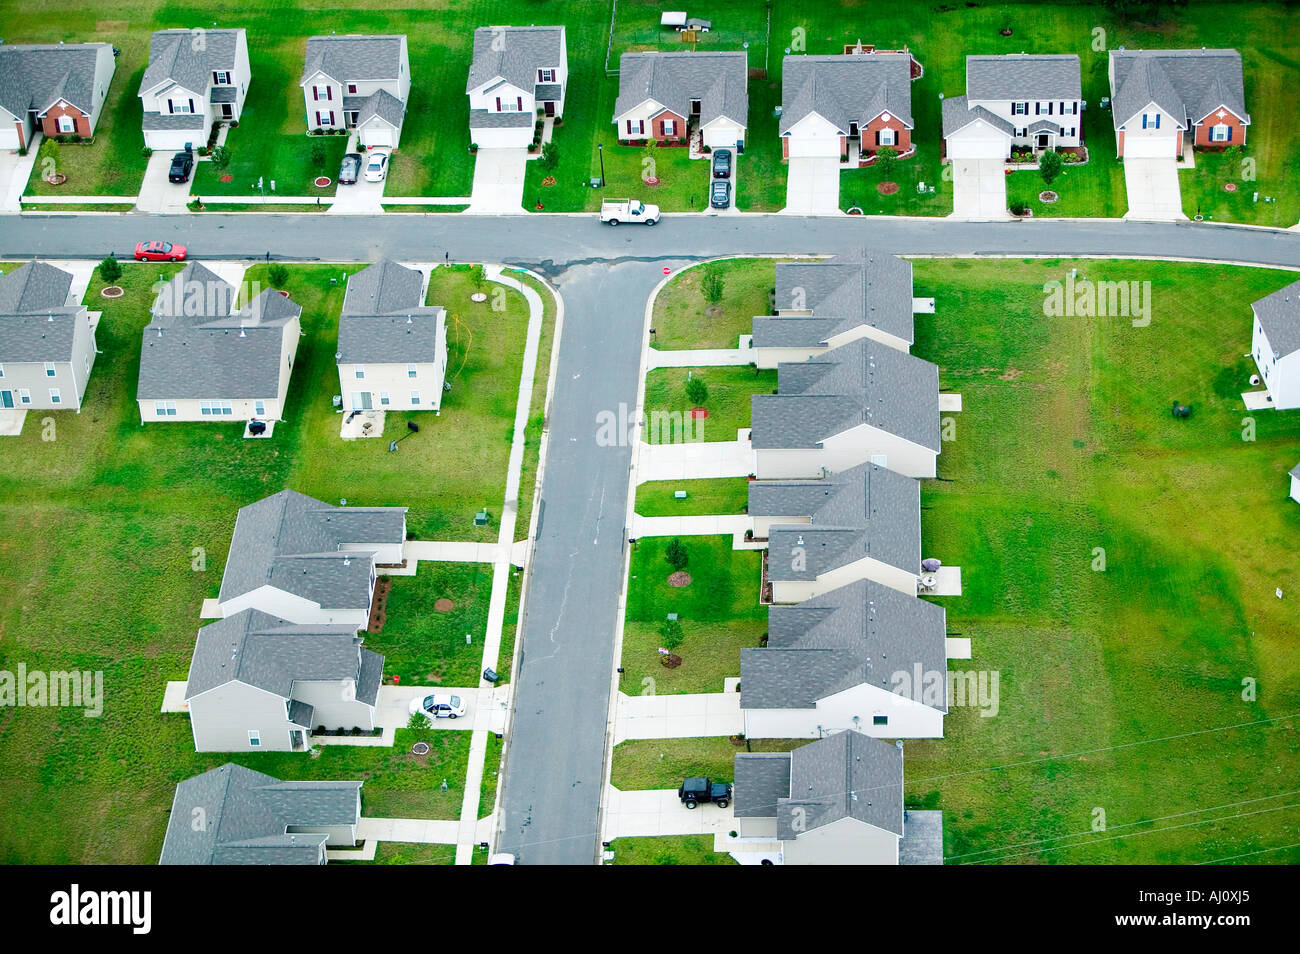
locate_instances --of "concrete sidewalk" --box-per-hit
[630,513,752,543]
[405,540,505,564]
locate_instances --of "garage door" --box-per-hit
[1122,133,1175,159]
[360,122,395,148]
[946,127,1009,160]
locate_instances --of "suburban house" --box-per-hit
[613,51,748,150]
[732,730,908,864]
[753,250,915,364]
[215,488,407,628]
[942,54,1081,160]
[754,462,922,600]
[1250,279,1300,410]
[1290,464,1300,505]
[159,763,361,864]
[0,42,116,150]
[741,579,948,740]
[300,34,410,147]
[1108,48,1249,158]
[138,28,251,151]
[337,259,447,413]
[184,608,384,752]
[780,52,915,165]
[0,261,98,413]
[466,25,566,148]
[751,338,942,479]
[137,263,302,425]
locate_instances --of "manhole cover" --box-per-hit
[667,571,692,587]
[100,285,124,299]
[411,742,430,756]
[434,598,455,612]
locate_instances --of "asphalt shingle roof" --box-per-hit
[0,261,84,364]
[740,579,947,711]
[966,53,1081,102]
[142,111,205,130]
[140,29,241,97]
[940,94,1015,139]
[760,249,914,347]
[1110,48,1248,131]
[1251,279,1300,358]
[466,26,564,94]
[780,53,913,136]
[0,43,111,119]
[468,109,534,129]
[614,51,748,129]
[751,338,940,452]
[302,35,405,85]
[159,763,360,865]
[337,260,445,364]
[357,87,405,128]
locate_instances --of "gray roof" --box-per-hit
[762,249,914,346]
[185,608,383,703]
[1110,49,1248,131]
[759,463,921,581]
[614,51,748,129]
[1291,463,1300,480]
[941,94,1014,139]
[1025,118,1060,134]
[140,29,242,97]
[966,54,1081,102]
[734,731,904,839]
[1251,279,1300,358]
[751,338,941,452]
[0,261,84,364]
[740,579,947,711]
[142,111,205,130]
[357,87,405,128]
[159,763,360,865]
[781,54,913,136]
[466,26,564,95]
[302,35,405,85]
[469,108,534,129]
[217,489,406,613]
[338,260,445,364]
[898,809,944,864]
[0,43,111,120]
[138,266,301,401]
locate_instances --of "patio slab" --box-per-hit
[0,410,27,436]
[341,409,386,439]
[1242,390,1274,411]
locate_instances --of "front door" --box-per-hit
[544,100,555,117]
[0,390,13,409]
[290,730,305,751]
[220,103,234,120]
[344,110,359,128]
[1037,133,1050,149]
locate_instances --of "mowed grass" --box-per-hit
[905,257,1300,864]
[619,618,764,694]
[375,562,492,687]
[643,365,775,444]
[610,737,805,790]
[607,834,737,865]
[0,257,551,863]
[634,478,750,517]
[651,258,779,350]
[625,535,764,635]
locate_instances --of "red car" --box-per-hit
[134,240,187,262]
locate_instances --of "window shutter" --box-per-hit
[167,100,174,113]
[189,99,195,113]
[1141,115,1147,129]
[327,87,333,101]
[496,97,501,111]
[312,87,318,101]
[1227,125,1233,142]
[516,96,522,111]
[1035,102,1040,115]
[1047,102,1053,115]
[1154,114,1160,129]
[875,129,881,146]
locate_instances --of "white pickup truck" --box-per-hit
[600,198,660,226]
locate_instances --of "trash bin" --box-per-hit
[483,668,500,684]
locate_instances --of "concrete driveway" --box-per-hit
[951,158,1008,220]
[603,787,735,839]
[613,691,743,742]
[468,147,527,214]
[137,151,194,213]
[329,167,387,214]
[0,138,40,212]
[784,156,840,214]
[635,432,755,481]
[1123,158,1184,221]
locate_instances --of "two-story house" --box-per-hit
[0,261,99,414]
[1108,48,1249,158]
[466,26,566,148]
[300,35,410,148]
[138,28,250,151]
[0,42,116,150]
[942,54,1081,160]
[1250,279,1300,410]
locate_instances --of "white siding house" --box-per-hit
[0,262,99,414]
[942,54,1081,160]
[466,26,566,149]
[1250,280,1300,411]
[301,35,410,148]
[138,29,251,150]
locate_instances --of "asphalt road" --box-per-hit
[6,210,1299,865]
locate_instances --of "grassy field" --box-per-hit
[375,563,492,686]
[620,619,764,694]
[607,834,738,865]
[0,257,553,863]
[625,535,765,632]
[643,366,775,444]
[905,258,1300,864]
[634,478,750,517]
[651,258,781,350]
[342,842,457,864]
[610,737,805,789]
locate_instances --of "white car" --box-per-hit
[363,152,389,182]
[409,692,466,720]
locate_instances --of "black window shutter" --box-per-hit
[1035,102,1040,115]
[1227,125,1233,142]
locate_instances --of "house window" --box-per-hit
[406,364,417,378]
[498,98,521,112]
[154,401,177,416]
[212,70,231,85]
[538,68,555,83]
[410,390,421,405]
[44,362,56,377]
[254,400,266,416]
[49,388,61,405]
[313,85,332,101]
[1012,102,1028,115]
[354,365,365,379]
[877,127,896,146]
[872,715,888,726]
[347,83,358,94]
[1211,124,1231,142]
[248,730,261,747]
[870,454,888,467]
[199,400,233,416]
[171,98,193,114]
[1142,113,1161,130]
[662,118,676,137]
[627,119,644,136]
[0,363,5,377]
[57,115,75,133]
[317,111,334,127]
[18,389,30,405]
[379,392,390,406]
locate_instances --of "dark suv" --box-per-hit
[338,152,363,185]
[678,777,732,809]
[711,148,732,179]
[168,150,194,183]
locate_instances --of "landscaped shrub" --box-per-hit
[685,376,708,406]
[664,537,689,571]
[97,255,121,283]
[875,145,899,178]
[539,140,559,172]
[408,711,431,731]
[659,617,684,651]
[267,264,289,289]
[701,267,724,305]
[310,139,327,170]
[211,145,231,172]
[1039,148,1063,185]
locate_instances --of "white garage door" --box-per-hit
[703,122,741,150]
[1123,132,1176,159]
[360,121,396,148]
[786,134,840,159]
[145,128,202,152]
[946,127,1009,160]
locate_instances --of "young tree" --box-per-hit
[701,267,725,305]
[685,376,708,406]
[211,145,232,172]
[267,264,289,289]
[875,145,898,179]
[310,139,326,170]
[664,537,689,571]
[407,711,432,731]
[1039,148,1063,186]
[97,255,121,284]
[539,140,560,172]
[659,617,684,652]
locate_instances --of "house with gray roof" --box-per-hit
[1250,279,1300,410]
[755,462,923,600]
[138,28,250,151]
[1108,48,1249,158]
[1290,463,1300,505]
[466,26,566,148]
[613,51,747,150]
[781,52,915,166]
[751,338,942,479]
[300,35,409,148]
[137,262,302,425]
[0,42,116,151]
[159,763,361,864]
[942,54,1081,160]
[337,259,447,413]
[216,488,407,628]
[0,261,99,415]
[184,608,384,752]
[742,580,948,740]
[732,730,911,864]
[753,249,916,363]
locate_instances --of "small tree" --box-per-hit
[539,140,560,173]
[685,376,708,406]
[407,711,432,731]
[210,145,232,172]
[310,139,327,170]
[267,264,289,289]
[471,263,487,292]
[701,267,724,305]
[875,145,898,179]
[664,537,689,571]
[659,617,684,652]
[97,255,121,284]
[1039,148,1063,186]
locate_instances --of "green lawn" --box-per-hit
[611,737,805,790]
[651,257,779,350]
[643,366,774,444]
[620,619,764,695]
[341,842,457,865]
[634,478,750,516]
[906,258,1300,864]
[1181,148,1299,227]
[374,563,492,686]
[607,835,737,865]
[625,535,765,626]
[478,731,504,819]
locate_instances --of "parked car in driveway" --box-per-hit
[710,179,731,209]
[168,150,193,184]
[363,152,389,182]
[338,152,363,185]
[678,777,731,809]
[409,692,466,720]
[711,148,732,178]
[134,240,186,262]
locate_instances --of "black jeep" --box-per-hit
[678,777,731,809]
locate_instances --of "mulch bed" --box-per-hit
[1039,191,1059,203]
[877,181,899,195]
[1224,182,1238,192]
[220,173,233,183]
[100,286,124,299]
[661,653,683,669]
[704,305,722,317]
[667,571,692,587]
[689,407,708,419]
[644,177,661,186]
[434,598,455,612]
[542,176,556,187]
[314,176,332,188]
[45,174,67,186]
